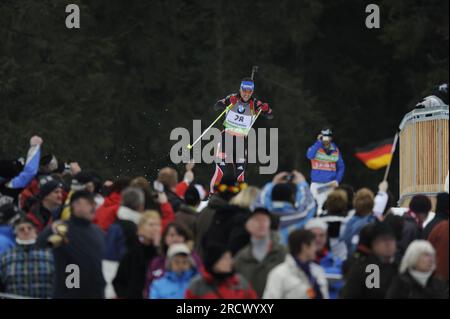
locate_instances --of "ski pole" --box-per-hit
[241,109,262,136]
[187,103,233,149]
[249,109,262,129]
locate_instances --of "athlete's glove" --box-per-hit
[229,95,238,105]
[257,101,271,113]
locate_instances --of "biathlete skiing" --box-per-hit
[208,77,273,194]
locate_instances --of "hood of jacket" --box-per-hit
[117,206,141,224]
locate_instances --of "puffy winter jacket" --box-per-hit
[149,269,198,299]
[93,192,121,232]
[144,251,202,296]
[263,254,329,299]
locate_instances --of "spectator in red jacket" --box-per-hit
[185,242,257,299]
[174,162,196,199]
[428,220,449,282]
[26,176,64,232]
[94,178,130,232]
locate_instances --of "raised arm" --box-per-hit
[7,136,42,189]
[306,140,323,160]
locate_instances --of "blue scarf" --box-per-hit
[295,258,323,299]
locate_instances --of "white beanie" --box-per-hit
[305,218,328,231]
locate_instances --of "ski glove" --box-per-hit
[257,102,271,113]
[229,95,238,105]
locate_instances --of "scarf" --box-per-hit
[295,258,323,299]
[409,269,433,287]
[16,238,36,245]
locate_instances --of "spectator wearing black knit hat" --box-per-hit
[398,195,432,260]
[422,192,449,240]
[26,176,64,233]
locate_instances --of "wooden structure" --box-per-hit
[398,105,449,206]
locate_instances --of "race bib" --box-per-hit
[224,110,253,129]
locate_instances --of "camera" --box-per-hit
[285,173,294,182]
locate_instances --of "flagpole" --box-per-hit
[383,132,399,181]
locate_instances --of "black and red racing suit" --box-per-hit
[209,93,273,193]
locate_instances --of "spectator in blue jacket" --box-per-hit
[0,203,19,255]
[149,243,198,299]
[260,170,316,245]
[306,129,345,215]
[341,188,376,258]
[305,218,343,299]
[0,136,42,206]
[104,187,145,261]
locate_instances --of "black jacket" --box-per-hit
[397,215,421,261]
[37,216,106,298]
[113,241,158,299]
[194,194,228,258]
[166,190,184,212]
[340,254,398,299]
[386,271,448,299]
[203,204,250,255]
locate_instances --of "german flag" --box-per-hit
[355,138,395,170]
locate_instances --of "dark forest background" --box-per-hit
[0,0,448,198]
